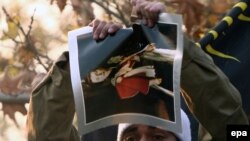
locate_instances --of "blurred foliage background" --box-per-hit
[0,0,240,140]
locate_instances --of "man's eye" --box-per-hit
[152,134,166,140]
[123,136,137,141]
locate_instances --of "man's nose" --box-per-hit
[139,135,149,141]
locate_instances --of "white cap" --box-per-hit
[117,109,191,141]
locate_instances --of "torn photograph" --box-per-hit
[68,13,183,136]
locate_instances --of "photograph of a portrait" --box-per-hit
[68,13,183,136]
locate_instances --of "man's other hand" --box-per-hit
[89,19,123,40]
[131,0,166,27]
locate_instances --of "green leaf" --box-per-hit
[1,20,19,40]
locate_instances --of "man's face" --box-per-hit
[121,124,178,141]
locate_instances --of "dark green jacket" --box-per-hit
[27,37,248,141]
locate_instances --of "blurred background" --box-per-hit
[0,0,240,141]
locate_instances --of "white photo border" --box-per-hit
[68,13,183,136]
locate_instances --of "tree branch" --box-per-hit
[2,6,52,72]
[113,0,130,26]
[91,0,130,26]
[26,9,36,37]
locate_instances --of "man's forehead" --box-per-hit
[123,124,158,133]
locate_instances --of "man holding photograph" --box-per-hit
[27,0,248,141]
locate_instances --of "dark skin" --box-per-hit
[89,20,123,40]
[121,124,178,141]
[130,0,166,27]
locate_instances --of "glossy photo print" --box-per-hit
[68,13,183,136]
